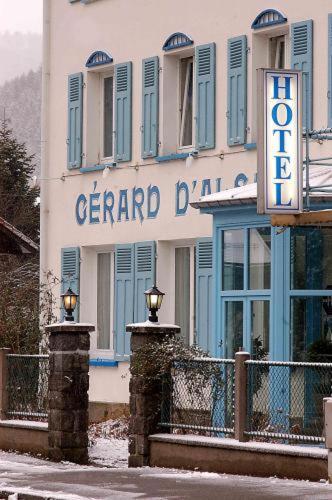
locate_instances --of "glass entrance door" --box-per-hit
[223,298,270,358]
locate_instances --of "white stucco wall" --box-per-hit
[42,0,332,403]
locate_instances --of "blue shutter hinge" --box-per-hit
[158,67,163,73]
[83,82,86,88]
[246,47,251,53]
[226,111,230,118]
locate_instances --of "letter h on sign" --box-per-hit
[257,68,303,215]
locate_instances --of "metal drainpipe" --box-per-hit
[40,0,51,280]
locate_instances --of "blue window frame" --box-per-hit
[217,222,271,358]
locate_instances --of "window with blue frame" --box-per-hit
[289,227,332,362]
[220,226,271,358]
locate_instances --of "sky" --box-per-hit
[0,0,42,34]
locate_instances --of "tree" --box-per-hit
[0,119,39,240]
[0,119,46,353]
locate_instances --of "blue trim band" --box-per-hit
[89,359,119,367]
[156,153,189,163]
[244,143,257,150]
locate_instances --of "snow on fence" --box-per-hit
[6,354,49,420]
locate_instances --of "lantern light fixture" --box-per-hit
[144,285,165,323]
[61,287,78,322]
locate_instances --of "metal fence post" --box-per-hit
[235,350,250,442]
[0,348,11,420]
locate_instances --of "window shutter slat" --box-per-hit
[142,57,159,158]
[291,20,313,130]
[227,35,247,146]
[115,62,132,162]
[196,238,213,353]
[114,244,134,357]
[195,43,216,150]
[134,241,156,323]
[328,15,332,127]
[67,73,83,169]
[61,247,80,322]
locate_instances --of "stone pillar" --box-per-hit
[0,349,10,420]
[234,350,250,442]
[126,322,180,467]
[46,322,95,464]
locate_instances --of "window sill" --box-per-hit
[156,152,190,163]
[80,162,117,173]
[89,358,119,367]
[244,143,257,151]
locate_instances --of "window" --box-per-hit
[220,226,271,358]
[179,57,193,147]
[102,75,114,159]
[86,68,115,166]
[97,252,114,350]
[290,227,332,361]
[269,35,285,69]
[175,246,196,345]
[251,29,289,141]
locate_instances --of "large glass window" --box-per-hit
[251,300,270,359]
[225,301,243,358]
[222,229,245,290]
[97,253,112,349]
[221,226,271,358]
[103,76,114,158]
[291,297,332,362]
[179,57,193,147]
[290,227,332,361]
[291,228,332,290]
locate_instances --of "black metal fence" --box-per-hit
[6,354,49,420]
[160,358,235,436]
[245,360,332,444]
[159,356,332,444]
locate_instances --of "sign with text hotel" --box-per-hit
[257,69,303,214]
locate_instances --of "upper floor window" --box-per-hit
[269,35,285,69]
[102,74,114,159]
[179,57,194,147]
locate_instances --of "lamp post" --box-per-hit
[61,287,78,322]
[144,285,165,323]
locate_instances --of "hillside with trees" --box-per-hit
[0,68,41,174]
[0,32,42,85]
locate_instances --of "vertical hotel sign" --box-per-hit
[257,69,302,214]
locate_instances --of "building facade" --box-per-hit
[42,0,332,405]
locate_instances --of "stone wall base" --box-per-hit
[149,434,328,482]
[89,402,129,423]
[0,420,48,457]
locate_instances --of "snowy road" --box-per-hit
[0,452,331,499]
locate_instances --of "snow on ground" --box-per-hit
[88,417,129,467]
[89,437,128,467]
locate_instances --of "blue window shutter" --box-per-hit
[142,57,159,159]
[195,43,216,150]
[291,20,313,130]
[67,73,83,169]
[196,238,213,353]
[61,247,80,322]
[227,35,247,146]
[328,15,332,127]
[114,244,134,357]
[134,241,156,322]
[115,62,132,162]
